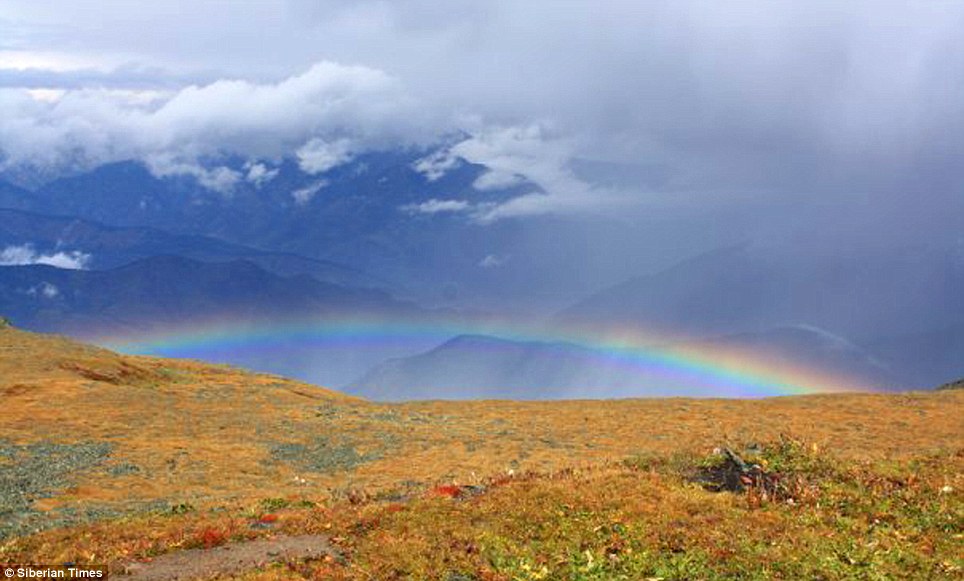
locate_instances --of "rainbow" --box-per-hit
[93,313,878,399]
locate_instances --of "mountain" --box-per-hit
[348,334,635,400]
[689,326,901,388]
[18,155,526,303]
[347,325,897,400]
[557,242,964,347]
[866,323,964,389]
[0,180,31,210]
[9,155,653,312]
[0,255,408,337]
[0,208,384,289]
[554,243,964,388]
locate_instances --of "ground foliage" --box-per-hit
[0,326,961,578]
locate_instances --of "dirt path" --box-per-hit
[118,535,336,580]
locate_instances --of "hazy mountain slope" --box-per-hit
[691,326,901,388]
[866,323,964,389]
[557,243,964,342]
[0,255,408,336]
[0,180,31,210]
[15,156,654,311]
[25,155,525,280]
[348,334,640,400]
[0,208,384,289]
[347,325,898,400]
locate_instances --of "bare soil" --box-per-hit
[118,534,335,580]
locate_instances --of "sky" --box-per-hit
[0,1,961,231]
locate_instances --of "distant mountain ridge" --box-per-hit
[0,255,410,337]
[2,154,550,308]
[0,207,384,290]
[557,242,964,343]
[347,325,900,401]
[0,180,31,210]
[3,153,962,397]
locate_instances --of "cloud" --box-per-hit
[0,244,91,269]
[244,161,279,187]
[26,282,59,299]
[478,254,507,268]
[443,125,631,222]
[472,168,526,191]
[144,155,242,194]
[402,198,472,215]
[0,64,210,90]
[412,148,461,181]
[0,1,961,235]
[0,61,439,188]
[297,137,354,174]
[291,180,328,205]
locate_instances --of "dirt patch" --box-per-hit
[118,534,336,580]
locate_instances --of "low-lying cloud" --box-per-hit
[0,244,91,269]
[0,62,439,191]
[402,198,472,215]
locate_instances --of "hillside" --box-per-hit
[0,208,384,290]
[13,156,533,306]
[0,325,962,578]
[0,181,31,210]
[348,326,901,400]
[556,243,964,387]
[6,158,657,312]
[939,378,964,390]
[0,256,406,337]
[557,243,964,342]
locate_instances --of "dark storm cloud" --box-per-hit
[0,1,961,224]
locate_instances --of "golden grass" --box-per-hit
[0,326,961,578]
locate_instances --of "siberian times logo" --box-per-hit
[3,566,105,579]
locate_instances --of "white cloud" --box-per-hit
[292,180,328,205]
[296,137,354,174]
[413,148,461,181]
[472,168,526,191]
[402,198,472,215]
[0,61,438,189]
[244,161,279,187]
[478,254,507,268]
[0,244,91,269]
[26,282,59,299]
[144,155,242,194]
[444,125,628,222]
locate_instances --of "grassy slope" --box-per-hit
[0,326,961,578]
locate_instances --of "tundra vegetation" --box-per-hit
[0,326,961,579]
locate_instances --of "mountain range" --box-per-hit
[0,254,408,337]
[1,150,962,396]
[0,207,383,289]
[347,326,902,401]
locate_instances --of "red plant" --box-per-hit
[431,484,462,498]
[197,527,227,549]
[258,513,279,523]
